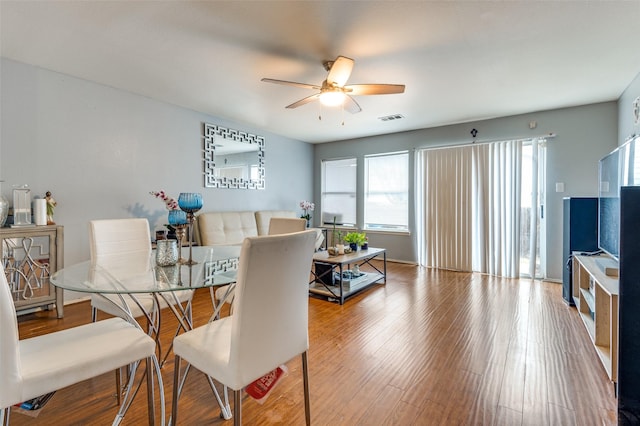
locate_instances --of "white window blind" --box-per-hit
[321,158,356,226]
[416,146,473,271]
[364,152,409,231]
[416,139,526,278]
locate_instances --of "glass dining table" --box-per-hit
[51,245,240,323]
[50,245,241,424]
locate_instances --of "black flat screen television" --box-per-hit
[599,148,620,259]
[599,135,640,260]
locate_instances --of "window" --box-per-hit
[321,158,356,226]
[364,152,408,231]
[519,139,547,279]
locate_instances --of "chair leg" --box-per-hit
[172,355,182,426]
[234,389,242,426]
[95,306,125,407]
[1,406,10,426]
[143,357,154,426]
[203,375,232,420]
[115,369,122,405]
[113,360,141,425]
[302,351,311,426]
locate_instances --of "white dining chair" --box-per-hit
[269,217,325,251]
[90,219,156,321]
[0,263,159,426]
[89,218,194,330]
[171,230,317,425]
[90,218,188,317]
[213,217,309,310]
[89,218,194,400]
[267,217,307,235]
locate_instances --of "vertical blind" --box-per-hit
[416,139,523,278]
[416,145,473,271]
[471,141,522,277]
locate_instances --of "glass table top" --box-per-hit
[51,245,240,294]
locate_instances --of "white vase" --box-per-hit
[34,199,47,226]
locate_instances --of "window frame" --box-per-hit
[363,151,409,232]
[320,157,357,227]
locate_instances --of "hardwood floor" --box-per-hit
[11,262,617,425]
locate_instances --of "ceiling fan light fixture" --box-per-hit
[262,55,404,114]
[319,91,346,107]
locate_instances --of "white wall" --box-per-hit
[2,57,635,286]
[0,58,313,268]
[314,102,619,280]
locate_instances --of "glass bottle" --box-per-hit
[12,184,32,226]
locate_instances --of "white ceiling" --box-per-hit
[1,1,639,144]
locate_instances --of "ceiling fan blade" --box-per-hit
[344,95,362,114]
[286,93,321,109]
[326,56,354,87]
[261,78,320,90]
[344,84,406,95]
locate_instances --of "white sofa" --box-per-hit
[196,210,324,249]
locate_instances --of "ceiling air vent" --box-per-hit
[378,114,404,122]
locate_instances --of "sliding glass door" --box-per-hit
[416,137,547,279]
[519,140,546,279]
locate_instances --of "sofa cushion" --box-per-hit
[197,211,258,245]
[254,210,296,235]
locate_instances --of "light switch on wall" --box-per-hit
[556,182,565,193]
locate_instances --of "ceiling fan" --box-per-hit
[261,55,405,114]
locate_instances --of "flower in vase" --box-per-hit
[150,190,178,210]
[299,200,315,221]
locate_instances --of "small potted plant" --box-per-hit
[343,232,358,251]
[344,232,366,251]
[299,200,314,228]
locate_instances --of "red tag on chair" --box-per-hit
[245,365,288,404]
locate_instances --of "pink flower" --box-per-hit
[299,200,314,221]
[299,200,315,211]
[150,190,179,210]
